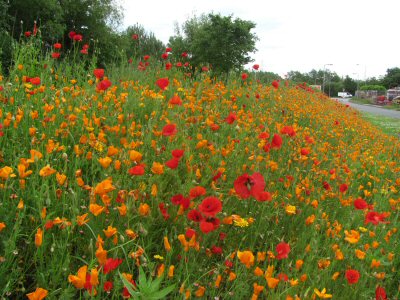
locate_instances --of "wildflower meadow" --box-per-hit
[0,31,399,300]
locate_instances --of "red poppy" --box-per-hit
[29,77,41,86]
[171,149,184,158]
[339,183,348,193]
[202,66,209,72]
[97,79,112,91]
[272,80,279,89]
[69,31,76,39]
[253,64,260,70]
[176,62,182,67]
[345,269,360,284]
[365,211,388,225]
[165,62,172,70]
[73,34,83,42]
[211,246,223,255]
[103,281,113,292]
[241,73,248,80]
[322,181,331,191]
[185,228,196,238]
[212,171,222,182]
[277,273,289,282]
[300,148,310,156]
[51,52,61,59]
[181,52,188,57]
[354,198,368,210]
[171,194,185,205]
[255,191,272,202]
[159,203,170,220]
[93,68,105,79]
[225,112,237,124]
[234,172,265,199]
[375,286,387,300]
[54,43,62,49]
[271,134,283,149]
[156,78,169,90]
[199,220,215,233]
[258,132,270,139]
[132,34,139,40]
[198,196,222,217]
[128,165,145,176]
[188,209,203,222]
[25,31,32,37]
[165,47,172,52]
[189,186,206,199]
[162,124,177,136]
[169,95,182,105]
[161,53,168,60]
[281,126,296,137]
[276,242,290,259]
[210,123,220,131]
[165,157,179,169]
[103,258,123,274]
[143,55,150,61]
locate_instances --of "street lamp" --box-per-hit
[322,64,333,95]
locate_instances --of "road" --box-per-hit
[334,98,400,119]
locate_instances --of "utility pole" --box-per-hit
[322,64,333,94]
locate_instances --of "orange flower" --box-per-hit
[98,156,112,168]
[39,165,56,177]
[94,178,115,195]
[254,267,264,276]
[76,213,89,226]
[355,249,366,259]
[0,166,15,179]
[0,222,6,232]
[164,236,172,252]
[125,229,138,239]
[237,250,254,268]
[96,244,107,265]
[138,203,150,216]
[118,203,127,216]
[168,265,175,278]
[266,277,279,289]
[103,226,117,238]
[56,172,67,186]
[194,286,205,297]
[344,230,360,244]
[26,287,48,300]
[35,228,43,247]
[151,162,164,174]
[90,268,99,286]
[89,203,105,216]
[18,164,33,178]
[68,265,87,289]
[129,150,143,162]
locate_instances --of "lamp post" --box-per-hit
[322,64,333,95]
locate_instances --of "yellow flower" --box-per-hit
[285,205,296,215]
[26,287,48,300]
[154,254,164,260]
[314,288,332,298]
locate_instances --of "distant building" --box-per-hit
[387,88,400,101]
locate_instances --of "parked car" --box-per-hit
[338,92,352,98]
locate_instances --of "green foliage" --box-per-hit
[169,13,257,75]
[256,71,282,84]
[121,24,165,61]
[382,67,400,89]
[343,75,357,95]
[119,268,176,300]
[360,85,386,91]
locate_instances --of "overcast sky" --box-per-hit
[121,0,398,79]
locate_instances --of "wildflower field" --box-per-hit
[0,36,399,300]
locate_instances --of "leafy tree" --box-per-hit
[256,71,282,84]
[7,0,65,40]
[169,13,258,75]
[343,75,357,95]
[381,67,400,89]
[360,85,386,91]
[121,24,165,61]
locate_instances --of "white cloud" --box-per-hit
[121,0,399,78]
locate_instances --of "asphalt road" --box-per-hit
[334,98,400,119]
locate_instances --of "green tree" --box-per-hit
[343,75,357,95]
[169,13,258,75]
[382,67,400,89]
[121,24,165,61]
